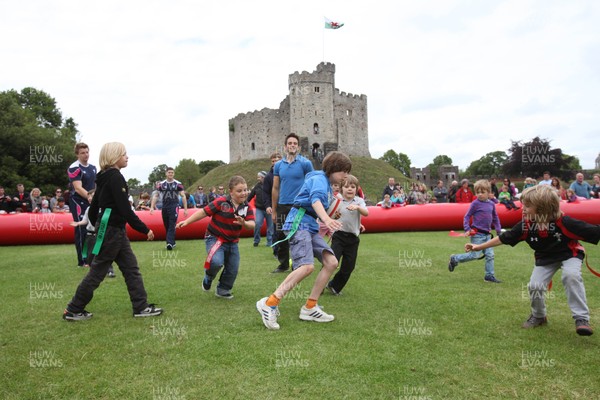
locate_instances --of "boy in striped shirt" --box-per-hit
[176,176,255,299]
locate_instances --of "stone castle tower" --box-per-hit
[229,62,370,163]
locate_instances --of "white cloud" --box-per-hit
[1,0,598,183]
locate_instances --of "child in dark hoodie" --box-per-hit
[63,142,163,321]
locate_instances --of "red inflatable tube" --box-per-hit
[1,201,599,246]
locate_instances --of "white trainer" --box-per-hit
[299,304,334,322]
[256,297,280,330]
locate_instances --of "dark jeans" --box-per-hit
[67,226,149,313]
[69,195,89,266]
[330,231,360,292]
[161,205,179,245]
[274,204,293,269]
[204,235,240,294]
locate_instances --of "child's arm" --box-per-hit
[465,236,503,252]
[233,214,255,230]
[69,220,87,227]
[176,209,207,229]
[346,204,369,216]
[313,200,342,231]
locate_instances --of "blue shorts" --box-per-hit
[287,229,335,270]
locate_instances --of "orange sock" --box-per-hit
[305,298,317,309]
[266,294,281,307]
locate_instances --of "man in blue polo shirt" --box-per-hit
[569,173,592,199]
[67,143,97,267]
[271,133,314,273]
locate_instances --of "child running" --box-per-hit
[257,151,352,330]
[176,176,254,299]
[448,179,502,283]
[63,142,161,321]
[326,174,368,295]
[464,185,600,336]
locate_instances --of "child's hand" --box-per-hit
[233,215,245,226]
[347,204,359,211]
[176,221,186,229]
[465,243,477,252]
[324,217,342,232]
[464,230,471,237]
[147,230,155,241]
[69,222,78,227]
[360,224,366,233]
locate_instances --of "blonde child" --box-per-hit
[177,176,255,299]
[449,179,502,283]
[465,185,600,335]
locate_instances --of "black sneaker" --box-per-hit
[166,244,173,251]
[448,256,458,272]
[522,314,548,329]
[63,309,93,321]
[133,304,163,317]
[253,243,259,247]
[215,291,234,300]
[484,275,502,283]
[326,282,342,296]
[107,271,116,278]
[575,319,593,336]
[202,276,212,292]
[271,265,289,273]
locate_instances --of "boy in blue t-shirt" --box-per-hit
[257,151,352,330]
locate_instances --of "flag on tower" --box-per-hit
[324,17,344,29]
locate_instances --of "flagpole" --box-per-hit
[322,26,325,61]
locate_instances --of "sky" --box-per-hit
[1,0,599,183]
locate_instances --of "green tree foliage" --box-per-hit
[379,150,411,177]
[127,178,142,190]
[464,151,508,177]
[426,155,453,180]
[503,137,581,181]
[175,158,201,189]
[198,160,226,176]
[0,88,77,194]
[147,164,168,186]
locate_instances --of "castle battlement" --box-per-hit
[229,63,369,163]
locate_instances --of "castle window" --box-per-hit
[251,142,255,151]
[314,87,320,93]
[313,123,319,134]
[346,109,352,117]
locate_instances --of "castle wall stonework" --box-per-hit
[229,62,370,162]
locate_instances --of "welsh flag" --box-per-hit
[324,17,344,29]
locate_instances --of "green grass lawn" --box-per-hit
[1,232,599,399]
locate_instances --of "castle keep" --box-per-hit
[229,62,370,163]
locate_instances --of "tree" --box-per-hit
[127,178,142,190]
[379,150,411,177]
[175,158,201,189]
[503,137,581,181]
[426,155,453,181]
[198,160,226,176]
[0,88,77,194]
[147,164,169,186]
[464,151,508,177]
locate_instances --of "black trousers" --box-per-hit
[69,196,89,266]
[330,231,360,292]
[67,226,149,313]
[274,204,293,269]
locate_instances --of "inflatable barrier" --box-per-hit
[1,201,599,246]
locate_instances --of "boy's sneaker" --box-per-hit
[63,309,93,321]
[448,256,458,272]
[215,291,234,300]
[133,304,163,318]
[166,244,173,251]
[522,314,547,329]
[256,297,280,330]
[326,283,342,296]
[202,276,212,292]
[107,271,116,278]
[484,275,502,283]
[575,319,593,336]
[299,304,334,322]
